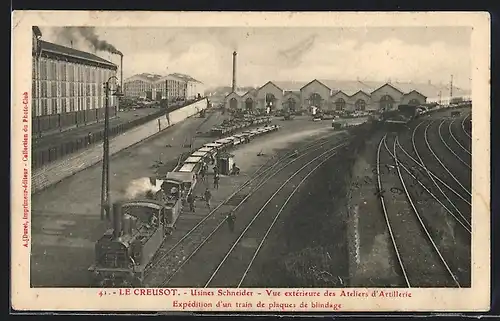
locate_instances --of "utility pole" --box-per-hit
[100,76,122,221]
[438,91,442,105]
[101,81,110,221]
[450,74,454,99]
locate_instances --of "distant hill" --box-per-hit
[205,86,257,97]
[205,79,470,101]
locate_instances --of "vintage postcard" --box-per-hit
[11,11,490,312]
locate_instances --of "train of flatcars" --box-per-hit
[88,118,280,286]
[378,102,470,132]
[210,115,272,137]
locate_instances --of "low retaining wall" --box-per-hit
[32,98,208,194]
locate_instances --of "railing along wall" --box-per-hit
[32,97,207,170]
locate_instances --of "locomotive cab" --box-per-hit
[165,171,197,201]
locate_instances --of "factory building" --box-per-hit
[225,78,470,113]
[168,73,206,100]
[124,72,205,101]
[123,73,162,99]
[32,26,119,135]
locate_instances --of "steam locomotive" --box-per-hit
[88,122,280,287]
[88,172,196,287]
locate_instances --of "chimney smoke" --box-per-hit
[232,51,237,92]
[58,27,123,56]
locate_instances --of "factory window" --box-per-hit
[73,65,78,82]
[379,95,394,111]
[51,98,58,114]
[61,64,67,81]
[335,98,346,111]
[49,82,55,98]
[245,98,254,111]
[41,99,48,116]
[96,69,101,86]
[47,98,53,115]
[309,93,323,108]
[61,98,67,113]
[55,62,60,81]
[355,99,366,111]
[40,81,46,98]
[32,57,35,79]
[229,98,238,109]
[286,98,297,112]
[40,60,47,80]
[45,61,51,80]
[51,61,57,81]
[61,82,67,97]
[86,97,91,110]
[46,61,52,80]
[86,67,91,83]
[69,98,75,112]
[31,99,37,116]
[68,64,74,82]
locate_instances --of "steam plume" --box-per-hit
[124,177,163,200]
[59,27,123,56]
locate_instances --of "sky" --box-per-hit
[39,26,472,90]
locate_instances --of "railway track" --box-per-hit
[408,121,471,226]
[392,135,471,287]
[143,132,349,286]
[159,139,347,287]
[395,138,472,232]
[406,121,471,227]
[438,119,471,170]
[424,120,471,198]
[461,112,472,140]
[376,134,460,287]
[203,146,341,288]
[449,118,472,157]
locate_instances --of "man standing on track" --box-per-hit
[204,188,212,209]
[213,173,220,190]
[187,192,195,212]
[226,212,235,233]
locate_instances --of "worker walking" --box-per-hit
[199,166,206,182]
[187,192,195,212]
[204,188,212,209]
[213,173,220,190]
[226,212,236,233]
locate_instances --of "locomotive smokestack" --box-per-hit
[112,202,123,238]
[232,51,237,92]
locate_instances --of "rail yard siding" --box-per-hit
[31,98,208,194]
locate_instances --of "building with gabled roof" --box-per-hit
[224,77,470,113]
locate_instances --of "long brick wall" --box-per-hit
[32,99,208,194]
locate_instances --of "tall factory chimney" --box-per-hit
[232,51,237,92]
[120,54,124,89]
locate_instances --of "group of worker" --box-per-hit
[185,162,235,232]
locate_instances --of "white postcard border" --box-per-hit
[11,11,491,312]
